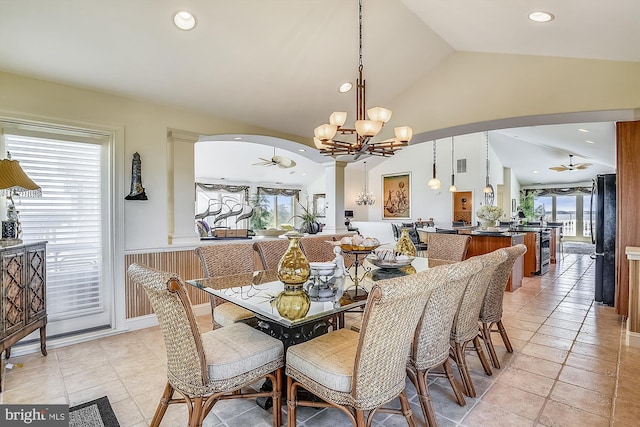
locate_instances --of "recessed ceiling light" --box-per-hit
[578,128,590,133]
[233,137,242,140]
[298,148,306,152]
[586,140,595,144]
[338,82,353,93]
[528,11,554,23]
[302,173,307,176]
[532,170,539,174]
[173,11,196,30]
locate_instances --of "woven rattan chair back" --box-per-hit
[253,238,289,270]
[481,244,527,324]
[128,263,210,394]
[452,249,507,343]
[128,263,284,427]
[350,266,447,407]
[411,257,483,370]
[195,243,255,277]
[407,257,483,425]
[195,243,257,328]
[427,233,471,261]
[299,235,336,262]
[480,244,527,369]
[449,249,507,398]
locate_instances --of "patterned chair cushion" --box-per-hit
[202,322,284,381]
[286,328,359,392]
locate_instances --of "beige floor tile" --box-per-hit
[529,333,573,351]
[63,363,120,394]
[613,396,640,425]
[461,401,535,427]
[565,352,617,377]
[536,324,578,341]
[550,381,612,418]
[110,398,146,427]
[558,365,616,395]
[67,379,130,406]
[539,400,610,427]
[542,317,583,331]
[520,342,568,364]
[481,382,545,420]
[571,341,619,362]
[510,354,562,379]
[496,367,555,397]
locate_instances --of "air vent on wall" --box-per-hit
[457,159,467,173]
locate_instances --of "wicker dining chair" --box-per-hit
[253,238,290,270]
[449,249,507,398]
[127,263,284,427]
[407,257,484,427]
[426,233,471,261]
[299,235,355,268]
[194,244,257,329]
[286,266,450,427]
[479,244,527,369]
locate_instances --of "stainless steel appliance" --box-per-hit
[591,173,616,306]
[539,230,551,275]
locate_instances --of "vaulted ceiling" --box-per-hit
[1,0,636,185]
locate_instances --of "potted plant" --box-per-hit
[292,200,321,234]
[249,193,272,232]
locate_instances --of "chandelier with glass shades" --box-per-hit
[355,161,375,205]
[313,0,413,160]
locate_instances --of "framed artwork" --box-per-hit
[382,173,411,219]
[313,193,326,217]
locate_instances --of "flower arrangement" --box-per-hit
[476,205,504,221]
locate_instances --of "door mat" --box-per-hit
[69,396,120,427]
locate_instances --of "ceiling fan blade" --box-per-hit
[575,163,592,170]
[549,166,569,172]
[273,156,296,168]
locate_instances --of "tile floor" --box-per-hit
[2,251,639,426]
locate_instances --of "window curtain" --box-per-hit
[523,186,591,198]
[257,186,300,200]
[195,183,249,200]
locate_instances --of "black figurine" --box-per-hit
[125,152,148,200]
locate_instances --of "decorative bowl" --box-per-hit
[340,244,380,252]
[367,255,415,269]
[309,261,336,276]
[255,228,287,237]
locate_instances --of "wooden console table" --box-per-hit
[0,240,47,391]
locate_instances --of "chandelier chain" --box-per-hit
[358,0,363,70]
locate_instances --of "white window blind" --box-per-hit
[6,134,103,318]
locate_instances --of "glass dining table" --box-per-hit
[186,256,430,409]
[186,256,429,349]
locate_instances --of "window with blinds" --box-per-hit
[5,134,104,319]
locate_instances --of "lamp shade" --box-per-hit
[314,124,338,141]
[0,159,41,197]
[313,137,325,150]
[394,126,413,143]
[355,120,383,137]
[329,112,347,127]
[367,107,392,123]
[428,177,441,190]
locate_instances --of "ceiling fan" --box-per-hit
[549,154,592,172]
[252,147,296,169]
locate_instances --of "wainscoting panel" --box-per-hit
[124,249,207,319]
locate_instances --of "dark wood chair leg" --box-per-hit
[443,358,466,406]
[398,390,417,427]
[150,382,174,427]
[473,335,493,376]
[452,342,476,398]
[272,369,282,427]
[287,376,297,427]
[497,320,513,353]
[482,323,500,369]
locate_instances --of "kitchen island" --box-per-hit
[457,230,526,291]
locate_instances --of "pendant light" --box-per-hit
[355,161,375,205]
[449,136,457,192]
[427,141,441,189]
[483,132,495,204]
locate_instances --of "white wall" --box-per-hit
[342,132,505,228]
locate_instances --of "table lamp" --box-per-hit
[0,152,42,242]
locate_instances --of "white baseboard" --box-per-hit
[626,329,640,348]
[5,303,212,358]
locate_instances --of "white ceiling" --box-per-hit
[1,0,635,186]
